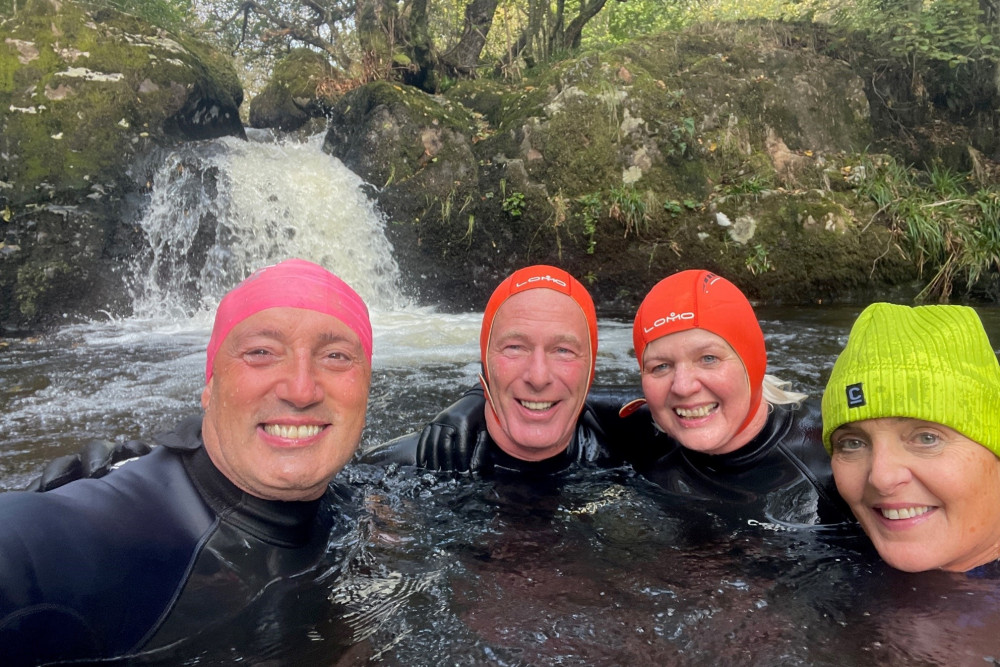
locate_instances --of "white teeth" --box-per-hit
[880,506,931,520]
[263,424,322,439]
[675,403,717,418]
[520,400,555,411]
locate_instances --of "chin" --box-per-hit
[517,439,561,452]
[877,549,944,574]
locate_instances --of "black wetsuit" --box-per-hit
[0,416,356,666]
[361,386,631,475]
[610,399,856,528]
[363,386,854,528]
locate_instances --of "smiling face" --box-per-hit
[483,289,592,461]
[830,417,1000,572]
[640,328,766,455]
[200,307,371,501]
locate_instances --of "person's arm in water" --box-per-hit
[360,385,490,472]
[579,386,669,470]
[29,388,492,487]
[31,386,666,488]
[26,439,152,492]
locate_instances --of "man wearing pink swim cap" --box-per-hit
[0,259,372,664]
[365,265,633,475]
[201,258,372,501]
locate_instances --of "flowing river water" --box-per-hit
[2,133,1000,665]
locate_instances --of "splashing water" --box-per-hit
[129,132,405,322]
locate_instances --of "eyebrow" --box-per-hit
[234,328,361,349]
[645,341,730,359]
[315,331,362,349]
[495,329,584,346]
[231,327,285,344]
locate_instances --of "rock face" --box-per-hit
[0,0,243,331]
[248,48,340,132]
[324,25,916,311]
[2,14,947,331]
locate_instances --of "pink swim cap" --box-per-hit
[205,259,372,381]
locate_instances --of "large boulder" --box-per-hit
[248,48,343,132]
[0,0,244,331]
[326,24,916,310]
[324,81,492,304]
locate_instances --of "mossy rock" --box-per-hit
[0,0,244,331]
[324,81,496,304]
[1,0,243,204]
[318,24,934,309]
[249,48,342,131]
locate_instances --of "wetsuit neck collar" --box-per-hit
[482,433,578,475]
[158,416,322,548]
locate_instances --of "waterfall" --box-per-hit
[128,131,405,321]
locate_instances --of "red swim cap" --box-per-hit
[631,269,766,433]
[480,265,598,390]
[205,259,372,382]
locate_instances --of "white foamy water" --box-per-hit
[129,132,404,322]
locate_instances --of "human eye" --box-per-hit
[907,430,944,451]
[700,354,719,365]
[322,348,357,371]
[831,435,867,457]
[644,361,672,377]
[553,344,582,358]
[242,347,276,364]
[501,342,528,357]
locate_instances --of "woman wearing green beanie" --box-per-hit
[821,302,1000,572]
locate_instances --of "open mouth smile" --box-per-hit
[674,403,718,419]
[519,400,556,411]
[262,424,325,439]
[878,506,932,520]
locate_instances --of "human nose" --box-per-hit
[523,348,553,388]
[867,441,912,494]
[670,363,700,396]
[275,353,324,408]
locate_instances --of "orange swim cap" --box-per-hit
[479,265,598,391]
[631,269,766,434]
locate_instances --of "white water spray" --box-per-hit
[129,132,405,321]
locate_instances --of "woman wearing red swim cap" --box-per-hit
[619,270,854,528]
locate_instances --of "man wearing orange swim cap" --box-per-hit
[365,265,630,474]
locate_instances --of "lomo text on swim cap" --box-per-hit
[644,311,695,333]
[515,275,568,289]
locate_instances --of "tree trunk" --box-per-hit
[356,0,396,79]
[402,0,439,91]
[561,0,609,50]
[441,0,501,76]
[502,0,610,71]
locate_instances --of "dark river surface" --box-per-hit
[2,134,1000,665]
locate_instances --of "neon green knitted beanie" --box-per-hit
[821,303,1000,456]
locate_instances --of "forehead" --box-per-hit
[644,327,734,357]
[225,307,361,346]
[490,289,588,338]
